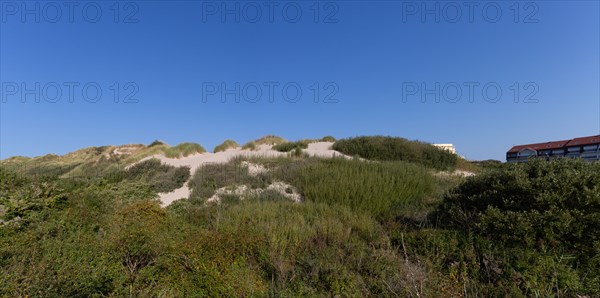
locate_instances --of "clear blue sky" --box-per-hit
[1,1,599,161]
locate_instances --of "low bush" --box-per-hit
[320,136,336,142]
[333,136,458,170]
[430,158,600,295]
[272,141,309,152]
[126,159,190,193]
[0,167,67,227]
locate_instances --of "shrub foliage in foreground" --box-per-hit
[2,155,599,296]
[431,159,600,295]
[0,165,424,297]
[333,136,458,170]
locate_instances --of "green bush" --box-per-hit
[320,136,336,142]
[272,141,309,152]
[333,136,458,170]
[0,167,67,227]
[432,158,600,295]
[213,139,240,152]
[164,142,205,158]
[437,159,600,248]
[126,159,190,193]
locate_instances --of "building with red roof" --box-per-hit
[506,135,600,162]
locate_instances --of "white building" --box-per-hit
[433,144,457,154]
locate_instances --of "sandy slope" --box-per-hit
[133,142,348,206]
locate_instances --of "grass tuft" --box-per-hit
[214,139,240,153]
[164,143,206,158]
[242,135,286,149]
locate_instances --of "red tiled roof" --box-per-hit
[507,140,570,153]
[507,135,600,153]
[566,135,600,147]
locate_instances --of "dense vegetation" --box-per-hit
[429,159,600,295]
[333,136,459,170]
[126,159,190,192]
[1,140,598,296]
[295,158,433,218]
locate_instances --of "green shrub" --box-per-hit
[272,141,309,152]
[213,139,240,152]
[437,159,600,248]
[291,147,304,157]
[126,159,168,179]
[164,142,205,158]
[432,158,600,295]
[126,159,190,193]
[0,167,67,227]
[152,166,191,193]
[320,136,336,142]
[108,201,167,283]
[333,136,458,170]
